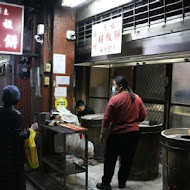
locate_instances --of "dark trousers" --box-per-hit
[102,131,139,185]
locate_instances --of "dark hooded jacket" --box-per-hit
[0,86,30,190]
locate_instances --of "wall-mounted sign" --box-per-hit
[54,87,67,97]
[56,76,70,85]
[0,2,24,55]
[55,97,68,110]
[53,54,66,74]
[91,17,122,57]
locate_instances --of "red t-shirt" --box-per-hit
[102,92,146,134]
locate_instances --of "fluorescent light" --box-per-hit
[71,0,86,7]
[62,0,71,7]
[62,0,90,7]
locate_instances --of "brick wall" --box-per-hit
[33,2,76,113]
[40,27,52,112]
[51,5,75,112]
[14,59,32,128]
[8,0,76,127]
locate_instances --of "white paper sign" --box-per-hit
[54,87,67,97]
[53,54,66,74]
[91,17,123,57]
[56,76,70,85]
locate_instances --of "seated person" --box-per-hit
[76,100,95,118]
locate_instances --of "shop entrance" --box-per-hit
[75,63,171,128]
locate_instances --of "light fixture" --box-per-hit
[62,0,92,8]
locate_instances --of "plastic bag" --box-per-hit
[54,133,94,158]
[74,135,94,158]
[25,129,39,169]
[88,141,94,158]
[67,133,80,155]
[74,134,85,158]
[54,133,80,154]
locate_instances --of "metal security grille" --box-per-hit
[76,0,190,46]
[135,64,166,101]
[144,103,164,123]
[135,64,166,123]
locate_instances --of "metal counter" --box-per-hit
[39,124,88,190]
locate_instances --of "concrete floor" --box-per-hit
[26,180,37,190]
[66,162,162,190]
[26,162,162,190]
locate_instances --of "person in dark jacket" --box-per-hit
[96,76,146,190]
[76,99,95,118]
[0,85,38,190]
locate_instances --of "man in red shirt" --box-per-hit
[96,76,146,190]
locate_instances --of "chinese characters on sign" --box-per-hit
[91,17,123,57]
[53,54,66,74]
[0,2,24,54]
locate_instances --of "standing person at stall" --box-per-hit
[96,76,146,190]
[0,85,38,190]
[76,99,95,118]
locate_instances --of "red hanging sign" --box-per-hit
[0,2,24,55]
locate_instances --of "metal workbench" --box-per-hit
[39,124,88,190]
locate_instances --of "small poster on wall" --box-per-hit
[54,87,67,98]
[53,54,66,74]
[56,76,70,85]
